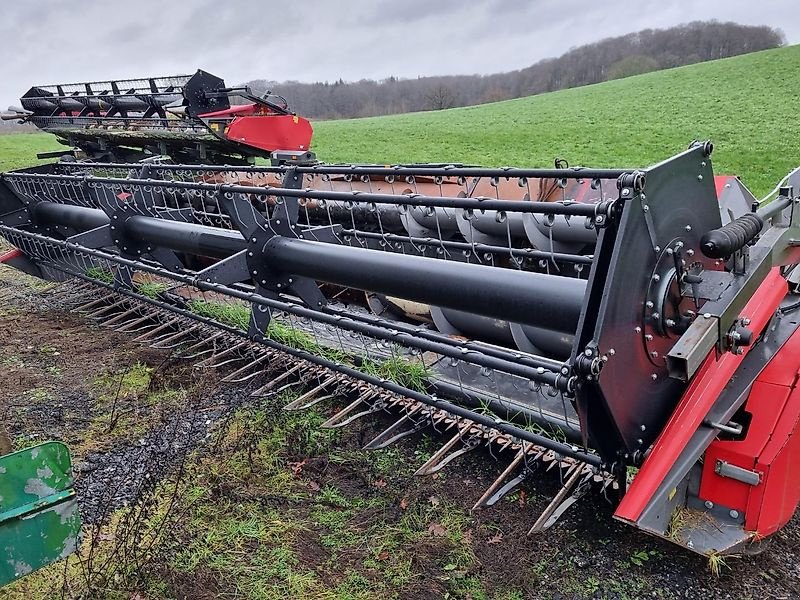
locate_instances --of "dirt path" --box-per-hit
[2,263,800,600]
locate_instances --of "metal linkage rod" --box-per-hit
[48,161,629,181]
[339,229,595,265]
[7,173,613,217]
[0,224,571,389]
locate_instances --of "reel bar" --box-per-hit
[50,160,629,182]
[337,229,595,265]
[6,172,613,218]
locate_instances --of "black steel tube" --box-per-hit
[32,200,587,334]
[267,237,586,333]
[32,202,246,258]
[756,194,793,221]
[33,202,108,231]
[126,215,246,258]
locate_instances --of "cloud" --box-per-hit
[0,0,796,107]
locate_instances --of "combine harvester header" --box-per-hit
[2,67,800,574]
[3,69,313,164]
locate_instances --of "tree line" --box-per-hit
[246,20,785,120]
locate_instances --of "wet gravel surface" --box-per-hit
[73,403,215,524]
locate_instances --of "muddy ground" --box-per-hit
[2,261,800,600]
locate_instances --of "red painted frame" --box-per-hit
[615,268,788,523]
[0,248,22,264]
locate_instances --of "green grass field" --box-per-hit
[2,44,799,197]
[0,132,63,172]
[313,44,800,197]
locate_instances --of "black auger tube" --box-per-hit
[32,202,247,258]
[34,202,108,231]
[126,216,246,258]
[32,200,587,333]
[266,236,586,333]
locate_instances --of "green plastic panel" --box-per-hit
[0,441,81,586]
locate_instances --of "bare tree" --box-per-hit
[425,84,457,110]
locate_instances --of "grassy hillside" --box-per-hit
[1,45,799,196]
[0,132,63,172]
[312,45,800,197]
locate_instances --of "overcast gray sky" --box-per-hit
[2,0,797,107]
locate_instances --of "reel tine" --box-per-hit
[132,316,182,342]
[250,363,303,397]
[417,434,480,476]
[414,420,476,476]
[65,285,104,303]
[121,320,166,336]
[74,293,116,312]
[472,448,528,510]
[101,307,143,328]
[146,328,185,346]
[320,391,382,429]
[113,313,157,332]
[283,375,339,410]
[288,393,336,411]
[528,465,590,535]
[176,331,226,358]
[220,353,271,383]
[194,341,250,368]
[84,299,128,319]
[149,324,203,349]
[362,411,429,451]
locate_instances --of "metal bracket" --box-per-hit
[714,460,761,486]
[640,194,659,251]
[206,169,331,339]
[0,207,31,228]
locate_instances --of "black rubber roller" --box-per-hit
[700,213,763,258]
